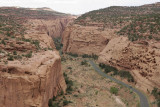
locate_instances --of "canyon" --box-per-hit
[62,2,160,93]
[0,2,160,107]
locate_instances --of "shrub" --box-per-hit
[99,63,134,82]
[14,55,22,60]
[1,39,6,45]
[61,56,66,62]
[104,65,118,74]
[13,50,17,55]
[99,63,106,69]
[48,48,53,51]
[68,53,78,57]
[119,70,134,82]
[32,40,40,49]
[82,54,98,60]
[60,91,64,96]
[53,37,63,50]
[63,73,74,93]
[63,100,72,106]
[81,60,88,66]
[148,35,153,39]
[6,32,11,37]
[66,86,73,93]
[152,87,159,98]
[67,67,72,69]
[0,49,3,53]
[110,87,119,95]
[52,96,56,101]
[52,103,59,107]
[151,87,160,107]
[25,51,32,58]
[48,99,52,107]
[7,55,14,61]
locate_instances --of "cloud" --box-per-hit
[53,0,78,4]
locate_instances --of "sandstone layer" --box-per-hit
[0,51,66,107]
[28,18,74,38]
[62,24,116,55]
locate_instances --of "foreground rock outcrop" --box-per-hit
[0,51,66,107]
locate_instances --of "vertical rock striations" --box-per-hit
[0,51,66,107]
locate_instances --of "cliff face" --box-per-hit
[28,18,74,38]
[0,9,69,106]
[0,51,66,107]
[62,24,115,55]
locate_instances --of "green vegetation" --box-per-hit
[21,38,41,50]
[99,63,118,74]
[110,87,119,95]
[119,70,134,82]
[48,93,72,107]
[67,67,72,70]
[7,55,14,61]
[53,37,63,50]
[75,3,160,41]
[81,60,88,66]
[24,51,32,58]
[82,54,98,60]
[63,73,74,93]
[151,87,160,106]
[48,73,73,107]
[1,39,6,45]
[99,63,134,82]
[13,55,22,60]
[13,50,17,55]
[0,7,64,63]
[118,14,160,41]
[67,53,78,57]
[63,100,72,106]
[32,40,40,49]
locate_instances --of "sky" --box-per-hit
[0,0,159,15]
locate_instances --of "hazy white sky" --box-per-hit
[0,0,159,14]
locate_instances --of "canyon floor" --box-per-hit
[55,55,140,107]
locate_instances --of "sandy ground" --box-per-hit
[60,55,139,107]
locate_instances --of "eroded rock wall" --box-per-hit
[62,25,116,55]
[29,18,74,38]
[99,36,160,91]
[0,51,66,107]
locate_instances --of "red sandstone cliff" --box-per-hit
[33,18,74,38]
[0,51,66,107]
[0,7,72,107]
[62,24,113,55]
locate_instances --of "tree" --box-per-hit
[110,87,119,95]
